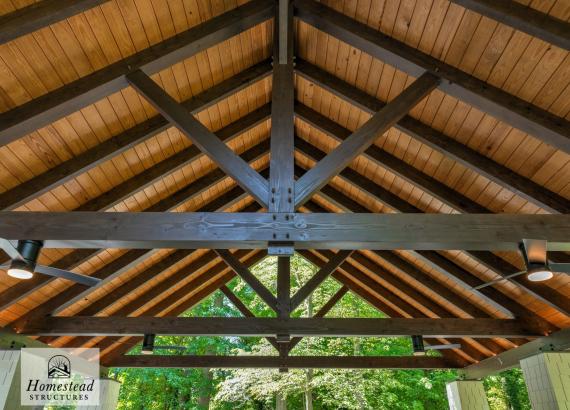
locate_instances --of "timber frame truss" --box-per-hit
[0,0,569,374]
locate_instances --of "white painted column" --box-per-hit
[446,380,490,410]
[78,378,122,410]
[520,352,570,410]
[0,350,22,410]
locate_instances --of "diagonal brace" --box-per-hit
[294,72,439,207]
[215,249,279,312]
[290,250,353,310]
[127,70,270,207]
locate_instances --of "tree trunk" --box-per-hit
[276,392,287,410]
[198,292,224,408]
[305,369,314,410]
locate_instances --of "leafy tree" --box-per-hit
[113,254,531,409]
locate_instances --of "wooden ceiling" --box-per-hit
[0,0,569,368]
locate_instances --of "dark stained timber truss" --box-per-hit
[1,0,569,373]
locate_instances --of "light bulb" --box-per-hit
[527,267,553,282]
[7,260,33,280]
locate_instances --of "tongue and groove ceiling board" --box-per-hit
[0,0,569,370]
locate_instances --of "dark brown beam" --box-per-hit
[0,62,271,211]
[127,70,269,206]
[288,285,349,351]
[290,250,353,310]
[269,0,295,212]
[0,0,108,45]
[295,107,570,317]
[16,317,543,338]
[294,72,439,207]
[277,256,291,318]
[1,212,569,251]
[107,354,459,369]
[0,0,273,145]
[215,249,279,312]
[449,0,570,51]
[294,0,570,153]
[220,285,280,350]
[295,60,570,214]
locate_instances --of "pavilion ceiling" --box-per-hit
[0,0,568,370]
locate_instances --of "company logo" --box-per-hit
[20,348,100,406]
[48,355,71,378]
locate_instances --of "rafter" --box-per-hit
[295,60,570,214]
[294,0,570,153]
[448,0,570,51]
[0,61,271,211]
[127,70,270,207]
[0,0,108,45]
[0,0,273,146]
[294,72,439,207]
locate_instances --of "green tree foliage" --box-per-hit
[113,254,531,409]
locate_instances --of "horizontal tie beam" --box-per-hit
[0,212,568,251]
[15,317,549,338]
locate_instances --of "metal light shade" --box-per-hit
[141,334,156,355]
[411,335,426,356]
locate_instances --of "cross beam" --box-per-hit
[1,212,568,251]
[15,317,544,338]
[106,355,459,369]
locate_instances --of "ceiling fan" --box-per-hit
[411,335,460,356]
[473,239,570,291]
[0,238,100,287]
[141,334,187,355]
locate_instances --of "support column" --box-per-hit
[520,352,570,409]
[446,380,490,410]
[0,350,21,410]
[80,378,121,410]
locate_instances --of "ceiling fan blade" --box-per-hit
[521,239,548,266]
[426,344,461,350]
[549,263,570,274]
[35,265,101,287]
[472,270,526,290]
[0,238,23,261]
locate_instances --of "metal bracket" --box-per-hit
[268,241,295,256]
